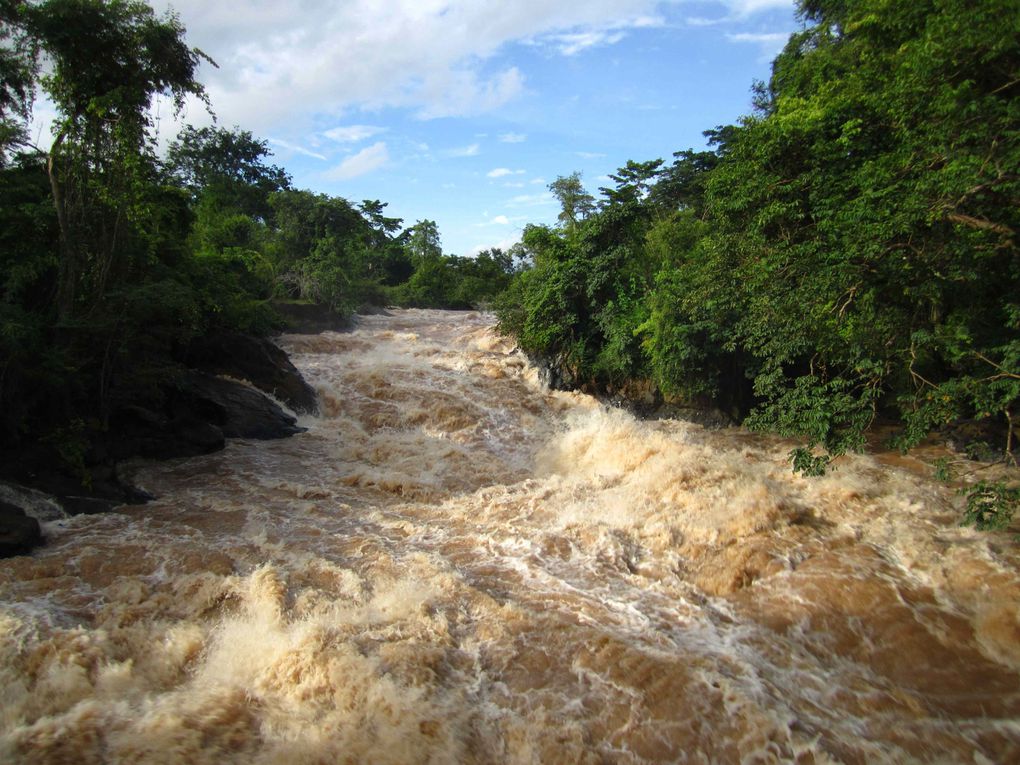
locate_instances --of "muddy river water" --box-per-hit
[1,309,1018,763]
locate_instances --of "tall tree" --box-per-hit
[0,1,38,165]
[167,125,290,221]
[406,219,442,262]
[26,0,211,319]
[549,172,595,229]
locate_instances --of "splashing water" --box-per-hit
[1,309,1018,764]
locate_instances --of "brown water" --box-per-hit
[2,309,1019,764]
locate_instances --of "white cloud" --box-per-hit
[448,143,481,158]
[687,1,793,26]
[498,132,528,143]
[719,1,793,19]
[324,141,389,180]
[150,0,684,133]
[551,30,627,56]
[686,16,724,27]
[268,138,326,160]
[492,215,511,225]
[726,31,791,57]
[487,167,526,178]
[323,125,386,143]
[576,151,606,159]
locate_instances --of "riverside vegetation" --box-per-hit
[0,0,517,513]
[495,0,1019,527]
[0,0,1017,532]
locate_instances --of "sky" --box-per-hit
[143,0,800,256]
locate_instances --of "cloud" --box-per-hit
[487,168,526,178]
[498,132,527,143]
[576,151,606,159]
[472,213,514,227]
[268,138,326,160]
[551,30,627,56]
[447,143,481,158]
[150,0,684,132]
[719,1,793,19]
[324,141,389,180]
[323,125,386,143]
[685,1,793,29]
[726,31,791,57]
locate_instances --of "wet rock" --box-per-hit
[943,419,1012,462]
[271,301,355,335]
[649,403,734,429]
[174,372,306,440]
[0,500,43,557]
[185,331,319,414]
[110,404,225,461]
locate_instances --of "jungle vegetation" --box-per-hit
[497,0,1019,474]
[0,0,515,460]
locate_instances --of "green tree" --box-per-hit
[406,219,442,262]
[0,1,38,165]
[167,125,290,221]
[26,0,211,319]
[549,172,595,229]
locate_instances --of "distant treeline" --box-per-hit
[0,0,514,458]
[497,0,1019,471]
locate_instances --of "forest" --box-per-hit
[495,0,1019,504]
[1,0,1017,525]
[0,0,515,487]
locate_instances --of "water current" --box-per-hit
[1,309,1018,763]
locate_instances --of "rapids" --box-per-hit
[1,309,1018,764]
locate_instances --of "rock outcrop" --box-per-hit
[185,331,319,414]
[0,500,43,558]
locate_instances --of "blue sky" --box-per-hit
[149,1,799,256]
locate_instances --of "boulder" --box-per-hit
[109,404,225,462]
[185,331,319,414]
[270,301,354,335]
[174,372,306,440]
[0,500,42,558]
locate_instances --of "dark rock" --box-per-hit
[943,418,1012,461]
[271,301,354,335]
[526,351,735,429]
[110,404,225,461]
[175,372,306,440]
[185,331,319,414]
[0,500,43,558]
[0,482,65,522]
[530,353,581,392]
[649,403,734,429]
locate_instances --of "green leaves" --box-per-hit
[961,481,1020,531]
[498,0,1018,472]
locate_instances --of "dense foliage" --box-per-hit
[498,0,1019,470]
[0,0,510,469]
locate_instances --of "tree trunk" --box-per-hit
[47,131,77,321]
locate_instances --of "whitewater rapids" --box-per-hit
[1,309,1018,763]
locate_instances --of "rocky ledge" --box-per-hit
[0,331,319,557]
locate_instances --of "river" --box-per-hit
[1,309,1018,763]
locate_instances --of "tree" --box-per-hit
[598,159,663,209]
[26,0,211,319]
[406,219,442,262]
[0,1,38,165]
[549,172,595,229]
[167,125,290,221]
